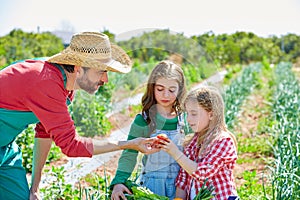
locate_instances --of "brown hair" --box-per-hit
[62,64,75,73]
[184,86,237,156]
[141,60,187,134]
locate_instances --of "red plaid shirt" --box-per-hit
[175,132,237,200]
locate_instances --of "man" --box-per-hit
[0,32,156,200]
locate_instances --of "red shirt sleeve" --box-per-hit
[35,122,49,138]
[26,70,93,157]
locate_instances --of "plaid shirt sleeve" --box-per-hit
[175,165,189,190]
[174,134,237,199]
[175,135,199,191]
[191,137,237,181]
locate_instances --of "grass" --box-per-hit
[237,133,273,156]
[237,170,272,199]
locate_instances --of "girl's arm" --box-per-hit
[159,137,237,178]
[110,114,149,186]
[175,187,187,199]
[175,151,198,174]
[159,138,198,174]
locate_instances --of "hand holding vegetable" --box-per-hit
[155,134,181,158]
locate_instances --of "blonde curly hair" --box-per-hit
[184,86,237,157]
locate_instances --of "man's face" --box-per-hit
[76,67,108,94]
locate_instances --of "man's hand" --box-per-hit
[126,137,160,154]
[29,188,41,200]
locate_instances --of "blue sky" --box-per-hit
[1,0,300,38]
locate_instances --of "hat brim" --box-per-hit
[47,44,132,74]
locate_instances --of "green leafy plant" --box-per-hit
[40,166,79,200]
[224,62,262,129]
[237,170,270,199]
[69,82,114,137]
[108,180,169,200]
[267,62,300,199]
[193,179,215,200]
[16,125,61,173]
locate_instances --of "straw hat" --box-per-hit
[47,32,132,73]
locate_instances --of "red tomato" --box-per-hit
[157,133,169,142]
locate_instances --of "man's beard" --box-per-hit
[77,77,101,94]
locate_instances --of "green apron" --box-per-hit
[0,61,68,199]
[0,109,38,200]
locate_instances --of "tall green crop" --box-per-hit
[267,62,300,199]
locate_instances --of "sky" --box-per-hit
[1,0,300,39]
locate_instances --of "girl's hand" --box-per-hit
[111,184,132,200]
[150,133,169,149]
[156,134,180,157]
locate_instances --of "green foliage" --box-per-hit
[118,29,209,66]
[15,125,35,173]
[112,180,169,200]
[267,62,300,199]
[101,28,116,42]
[77,172,110,200]
[16,125,61,173]
[182,57,217,88]
[41,166,79,200]
[113,64,151,91]
[1,29,299,71]
[183,63,203,83]
[237,133,273,156]
[0,29,64,67]
[237,170,271,199]
[128,186,169,200]
[193,179,215,200]
[223,64,243,84]
[40,167,110,200]
[192,31,286,66]
[224,63,262,129]
[131,104,143,114]
[69,82,114,137]
[271,34,300,62]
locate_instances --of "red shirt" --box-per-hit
[0,60,93,157]
[175,132,237,200]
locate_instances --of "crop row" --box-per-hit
[267,62,300,199]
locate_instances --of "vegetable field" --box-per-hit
[32,61,299,200]
[1,29,299,199]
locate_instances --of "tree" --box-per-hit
[0,29,64,66]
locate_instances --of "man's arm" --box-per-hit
[30,138,52,199]
[92,137,159,155]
